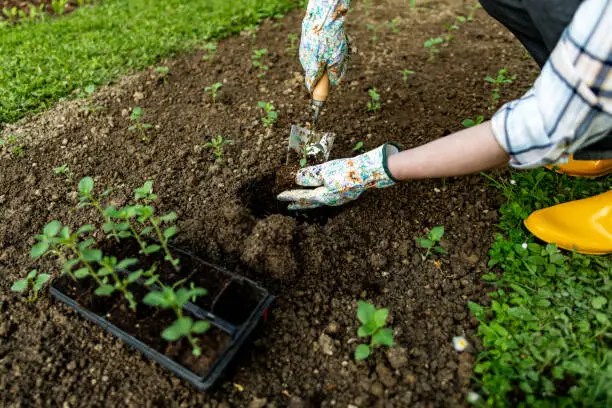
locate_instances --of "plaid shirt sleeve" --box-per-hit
[491,0,612,169]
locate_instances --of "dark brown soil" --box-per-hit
[0,0,538,407]
[1,0,85,21]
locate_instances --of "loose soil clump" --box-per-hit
[0,0,538,406]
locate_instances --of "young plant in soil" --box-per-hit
[0,135,25,157]
[462,115,484,128]
[485,68,516,110]
[53,164,74,184]
[353,141,364,152]
[367,88,381,113]
[80,84,104,113]
[366,24,379,50]
[11,269,51,302]
[243,25,258,43]
[202,42,217,63]
[466,2,483,21]
[203,135,232,163]
[286,33,298,56]
[51,0,68,15]
[387,17,400,33]
[424,37,443,61]
[128,107,153,142]
[155,66,169,84]
[443,21,459,42]
[355,301,394,360]
[205,82,223,105]
[415,225,447,260]
[258,101,278,128]
[251,48,268,78]
[399,69,415,86]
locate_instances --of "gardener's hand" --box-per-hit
[300,0,350,92]
[277,144,400,210]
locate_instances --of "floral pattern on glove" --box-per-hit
[300,0,350,92]
[277,144,399,210]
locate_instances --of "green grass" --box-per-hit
[0,0,298,125]
[471,168,612,407]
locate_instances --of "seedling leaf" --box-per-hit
[31,242,49,258]
[372,328,394,346]
[357,300,376,324]
[95,285,115,296]
[429,226,444,240]
[43,220,62,237]
[355,344,370,360]
[78,176,94,194]
[11,279,29,292]
[162,317,193,341]
[374,308,389,327]
[192,321,211,334]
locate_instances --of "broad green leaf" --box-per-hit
[126,271,142,283]
[434,246,448,254]
[191,320,211,334]
[145,276,159,286]
[415,238,433,248]
[30,242,49,258]
[595,312,609,325]
[429,226,444,241]
[76,224,94,235]
[78,238,95,250]
[43,220,62,237]
[468,301,485,320]
[357,301,376,325]
[82,248,102,263]
[358,325,374,337]
[142,244,161,254]
[78,176,94,194]
[117,258,139,270]
[11,279,29,292]
[63,259,79,273]
[163,226,177,239]
[26,269,38,279]
[371,328,394,346]
[34,273,51,291]
[355,344,370,360]
[162,317,193,341]
[373,308,389,328]
[74,268,89,278]
[591,296,607,310]
[95,285,115,296]
[143,291,166,307]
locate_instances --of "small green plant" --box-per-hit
[485,68,516,110]
[399,68,415,86]
[11,269,51,302]
[424,37,443,61]
[243,24,258,42]
[202,42,217,63]
[155,66,169,84]
[258,101,278,128]
[387,17,400,33]
[203,135,232,162]
[51,0,68,15]
[466,2,482,21]
[367,88,381,113]
[128,107,153,142]
[204,82,223,104]
[355,301,394,360]
[2,6,18,23]
[54,164,74,183]
[353,141,364,152]
[80,84,104,112]
[415,226,447,260]
[251,48,268,78]
[366,23,379,49]
[443,21,459,41]
[462,115,484,128]
[286,33,298,56]
[0,135,25,157]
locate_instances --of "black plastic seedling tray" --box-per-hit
[51,245,274,391]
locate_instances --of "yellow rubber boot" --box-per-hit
[524,191,612,255]
[547,155,612,177]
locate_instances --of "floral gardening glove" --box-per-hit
[300,0,350,92]
[277,144,400,210]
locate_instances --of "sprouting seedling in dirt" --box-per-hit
[462,115,484,128]
[143,282,209,356]
[155,67,169,84]
[77,176,119,242]
[399,69,415,86]
[387,17,401,33]
[366,24,379,50]
[424,37,443,62]
[204,82,223,105]
[243,25,258,43]
[443,21,459,41]
[0,135,25,157]
[273,14,285,30]
[353,141,364,152]
[128,107,153,142]
[203,135,233,163]
[258,101,278,128]
[415,225,448,260]
[251,48,269,78]
[485,68,516,110]
[202,42,217,63]
[456,15,467,24]
[286,33,299,56]
[11,269,51,302]
[466,2,482,21]
[367,88,381,113]
[79,84,104,113]
[53,164,74,184]
[355,301,394,360]
[51,0,68,15]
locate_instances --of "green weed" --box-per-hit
[462,115,484,128]
[155,66,169,84]
[204,82,222,104]
[258,101,278,128]
[202,42,218,63]
[53,164,74,183]
[367,87,381,112]
[415,225,447,260]
[128,107,153,142]
[252,48,269,78]
[485,68,516,110]
[286,33,298,56]
[355,301,394,360]
[399,68,415,86]
[203,135,232,162]
[424,37,443,61]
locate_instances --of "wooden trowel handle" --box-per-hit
[312,71,330,103]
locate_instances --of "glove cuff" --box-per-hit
[381,143,401,182]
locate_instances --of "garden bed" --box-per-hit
[0,0,539,406]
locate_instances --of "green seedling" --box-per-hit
[128,107,153,142]
[80,84,104,112]
[355,301,394,360]
[424,37,443,61]
[466,2,482,21]
[0,135,25,157]
[51,0,67,15]
[11,269,51,302]
[400,69,415,86]
[286,33,298,56]
[456,15,467,24]
[366,23,379,49]
[204,82,223,104]
[258,101,278,128]
[462,115,484,128]
[143,282,209,356]
[485,68,516,110]
[443,21,459,41]
[273,14,285,29]
[202,42,217,63]
[415,225,447,260]
[387,17,400,33]
[203,135,232,162]
[251,48,268,78]
[53,164,74,183]
[2,6,18,23]
[367,88,381,113]
[155,66,169,84]
[243,24,258,42]
[353,141,364,152]
[409,0,416,7]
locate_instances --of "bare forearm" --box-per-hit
[387,121,509,180]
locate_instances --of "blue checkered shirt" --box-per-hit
[491,0,612,169]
